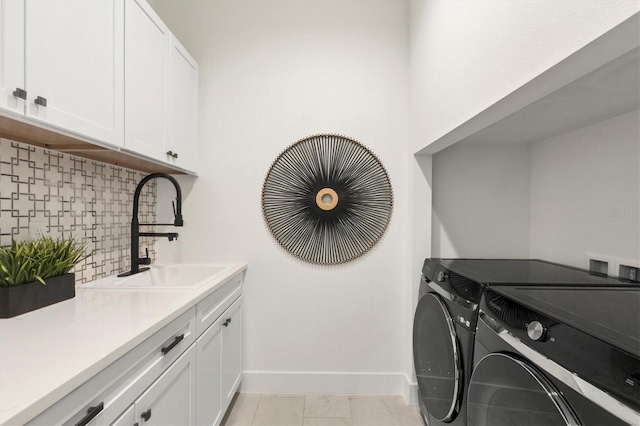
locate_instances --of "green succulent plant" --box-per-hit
[0,237,88,287]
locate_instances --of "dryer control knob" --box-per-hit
[436,271,448,282]
[527,321,547,341]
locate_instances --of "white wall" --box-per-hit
[431,143,531,258]
[152,0,412,395]
[409,0,640,152]
[430,110,640,271]
[530,110,640,271]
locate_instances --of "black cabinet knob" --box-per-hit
[167,150,174,157]
[173,152,178,159]
[141,408,152,422]
[12,88,26,100]
[34,96,47,107]
[223,318,231,327]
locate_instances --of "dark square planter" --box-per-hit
[0,273,75,318]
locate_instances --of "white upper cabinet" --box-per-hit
[124,0,170,163]
[0,0,25,115]
[0,0,198,173]
[23,0,124,147]
[167,34,198,173]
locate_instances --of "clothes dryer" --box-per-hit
[469,285,640,425]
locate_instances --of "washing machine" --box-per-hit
[413,258,638,426]
[469,285,640,425]
[413,260,483,425]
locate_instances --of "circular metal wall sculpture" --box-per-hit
[262,134,393,265]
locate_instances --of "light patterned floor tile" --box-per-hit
[252,395,305,426]
[349,396,402,426]
[223,393,261,426]
[224,393,421,426]
[304,395,351,418]
[303,417,353,425]
[388,396,424,426]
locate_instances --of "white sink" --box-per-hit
[84,264,234,289]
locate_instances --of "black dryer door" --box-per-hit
[413,292,462,422]
[467,353,579,426]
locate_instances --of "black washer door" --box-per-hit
[413,292,462,422]
[468,353,579,426]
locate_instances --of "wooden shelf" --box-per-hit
[417,13,640,155]
[0,114,186,174]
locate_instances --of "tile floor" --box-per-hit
[221,394,424,426]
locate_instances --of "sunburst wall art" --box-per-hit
[261,134,393,265]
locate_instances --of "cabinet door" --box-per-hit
[24,0,124,147]
[135,345,196,426]
[110,405,135,426]
[167,34,198,172]
[196,315,224,426]
[124,0,169,163]
[0,0,25,115]
[221,298,242,411]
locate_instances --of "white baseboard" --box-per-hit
[403,375,419,406]
[241,371,415,397]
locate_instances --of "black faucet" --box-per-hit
[119,173,184,277]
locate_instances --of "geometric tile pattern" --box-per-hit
[0,139,157,284]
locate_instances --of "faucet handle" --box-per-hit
[139,248,151,265]
[172,200,184,227]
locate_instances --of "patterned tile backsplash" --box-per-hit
[0,139,157,284]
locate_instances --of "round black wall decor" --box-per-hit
[262,134,393,264]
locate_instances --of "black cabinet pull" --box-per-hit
[223,318,231,327]
[12,88,26,99]
[172,152,178,159]
[141,408,152,422]
[74,402,104,426]
[34,96,47,107]
[161,333,184,355]
[166,150,174,157]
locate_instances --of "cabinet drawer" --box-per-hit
[27,307,196,426]
[196,273,243,336]
[134,344,196,425]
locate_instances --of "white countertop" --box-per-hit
[0,263,247,426]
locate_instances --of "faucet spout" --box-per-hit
[119,173,184,277]
[132,173,183,227]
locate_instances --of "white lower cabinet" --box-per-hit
[110,405,134,426]
[135,345,197,426]
[196,297,243,426]
[196,313,223,426]
[26,274,243,426]
[221,299,242,412]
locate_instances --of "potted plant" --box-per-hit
[0,236,88,318]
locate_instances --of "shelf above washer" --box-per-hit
[417,13,640,155]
